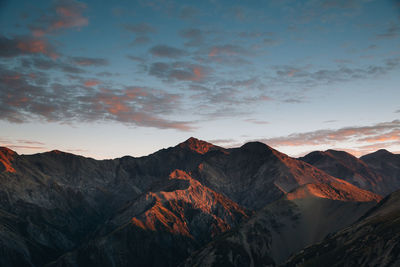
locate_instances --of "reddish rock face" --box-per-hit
[285,180,382,202]
[178,137,218,154]
[0,147,17,173]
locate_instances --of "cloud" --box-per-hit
[0,35,58,59]
[4,145,47,150]
[205,44,250,65]
[29,0,88,36]
[127,55,146,63]
[0,138,47,152]
[124,23,156,45]
[271,57,400,88]
[178,6,200,20]
[179,28,204,47]
[149,62,207,82]
[0,64,193,131]
[84,80,100,87]
[244,119,269,125]
[376,21,400,39]
[132,35,150,45]
[208,44,245,57]
[96,72,119,77]
[149,45,186,58]
[70,57,109,66]
[124,23,156,34]
[17,140,45,145]
[258,120,400,150]
[22,57,85,74]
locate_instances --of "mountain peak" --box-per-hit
[0,146,16,155]
[360,149,394,160]
[178,137,216,154]
[373,149,392,155]
[240,141,272,152]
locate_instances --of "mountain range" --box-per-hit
[0,137,399,266]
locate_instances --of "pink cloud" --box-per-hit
[30,0,88,36]
[192,67,204,81]
[84,80,100,87]
[16,38,58,59]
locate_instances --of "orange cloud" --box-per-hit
[16,39,58,59]
[84,80,100,87]
[209,47,218,57]
[17,39,47,54]
[192,67,204,81]
[125,87,148,99]
[30,0,88,36]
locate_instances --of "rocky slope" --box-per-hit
[285,189,400,267]
[0,138,397,267]
[299,150,388,195]
[194,142,343,210]
[301,149,400,196]
[49,170,250,267]
[360,149,400,194]
[182,182,381,267]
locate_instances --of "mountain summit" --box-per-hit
[178,137,220,154]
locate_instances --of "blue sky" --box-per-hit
[0,0,399,159]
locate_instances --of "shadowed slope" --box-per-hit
[182,181,381,267]
[49,170,250,267]
[196,142,346,209]
[285,189,400,267]
[300,150,389,195]
[360,149,400,195]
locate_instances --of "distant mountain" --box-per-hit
[285,189,400,267]
[300,149,398,196]
[0,138,398,266]
[360,149,400,194]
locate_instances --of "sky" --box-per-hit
[0,0,400,159]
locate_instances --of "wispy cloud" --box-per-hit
[244,119,269,125]
[84,80,100,87]
[124,23,156,45]
[124,23,156,34]
[270,57,400,88]
[376,21,400,39]
[29,0,88,37]
[180,28,204,47]
[179,6,200,20]
[70,57,108,66]
[149,61,207,82]
[149,45,186,58]
[22,57,84,74]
